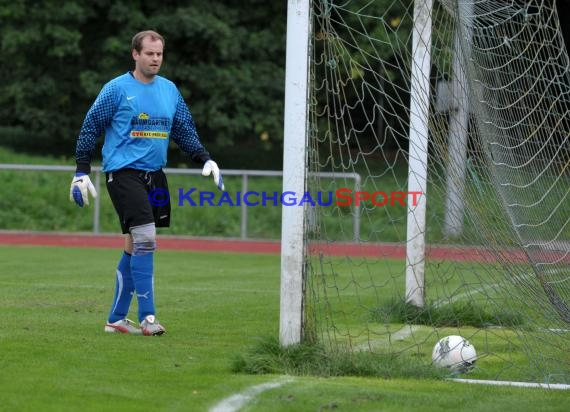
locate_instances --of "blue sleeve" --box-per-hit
[75,82,120,173]
[170,93,211,164]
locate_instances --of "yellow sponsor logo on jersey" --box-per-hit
[138,112,150,120]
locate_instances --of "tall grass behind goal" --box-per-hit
[283,0,570,383]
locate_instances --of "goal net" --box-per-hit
[293,0,570,383]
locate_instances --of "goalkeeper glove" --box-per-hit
[202,160,225,191]
[69,173,97,207]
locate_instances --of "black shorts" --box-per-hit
[106,168,171,234]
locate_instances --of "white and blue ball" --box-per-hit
[432,335,477,373]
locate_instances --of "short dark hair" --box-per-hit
[131,30,165,52]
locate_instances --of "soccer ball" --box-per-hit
[432,335,477,373]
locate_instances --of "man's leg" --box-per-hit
[130,223,156,320]
[129,223,165,335]
[107,247,135,322]
[104,236,140,334]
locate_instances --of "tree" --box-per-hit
[0,0,287,168]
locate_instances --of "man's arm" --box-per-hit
[75,83,119,174]
[170,93,211,164]
[171,93,225,191]
[70,82,118,206]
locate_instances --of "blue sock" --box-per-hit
[131,252,156,322]
[108,251,135,323]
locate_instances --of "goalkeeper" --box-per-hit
[70,30,224,336]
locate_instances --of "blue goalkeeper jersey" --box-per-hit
[75,72,208,173]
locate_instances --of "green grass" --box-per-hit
[1,245,568,412]
[0,246,281,411]
[248,377,569,412]
[232,336,445,379]
[372,299,525,328]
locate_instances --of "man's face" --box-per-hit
[133,37,163,80]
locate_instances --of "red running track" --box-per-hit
[0,231,540,264]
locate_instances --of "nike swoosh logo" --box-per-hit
[127,96,136,100]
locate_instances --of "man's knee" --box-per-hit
[130,223,156,256]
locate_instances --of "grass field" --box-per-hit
[1,245,568,412]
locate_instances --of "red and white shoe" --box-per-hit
[104,318,142,334]
[140,315,166,336]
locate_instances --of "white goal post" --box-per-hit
[279,0,311,346]
[404,0,432,308]
[280,0,436,344]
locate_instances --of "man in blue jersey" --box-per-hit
[69,30,224,336]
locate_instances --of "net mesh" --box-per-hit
[304,0,570,383]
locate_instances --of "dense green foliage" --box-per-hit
[1,0,568,171]
[0,0,287,169]
[0,0,419,171]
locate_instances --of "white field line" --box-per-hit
[209,378,294,412]
[433,270,540,308]
[541,328,570,332]
[433,285,493,309]
[353,324,421,352]
[450,378,570,390]
[391,324,420,341]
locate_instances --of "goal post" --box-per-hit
[279,0,311,347]
[405,0,433,308]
